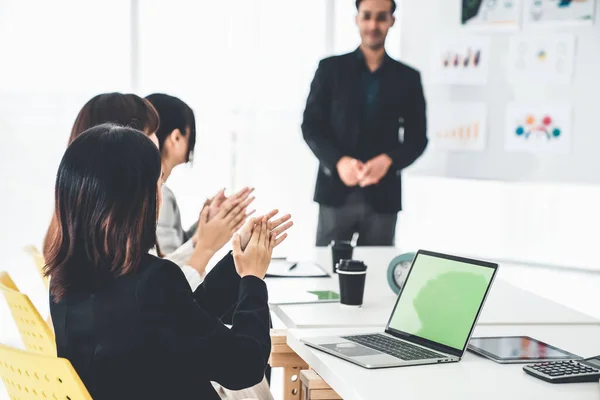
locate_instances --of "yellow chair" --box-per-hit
[24,245,49,289]
[0,344,92,400]
[0,271,19,291]
[0,275,56,356]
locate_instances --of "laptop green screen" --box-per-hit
[388,253,495,351]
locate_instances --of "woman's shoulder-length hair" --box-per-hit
[45,123,161,301]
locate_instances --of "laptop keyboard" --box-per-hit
[342,334,444,361]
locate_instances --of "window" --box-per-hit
[0,0,131,261]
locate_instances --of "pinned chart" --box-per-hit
[436,122,482,141]
[461,0,521,30]
[508,34,576,84]
[504,103,572,154]
[523,0,596,26]
[430,36,491,85]
[431,103,487,151]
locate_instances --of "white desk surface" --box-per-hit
[288,325,600,400]
[268,248,599,328]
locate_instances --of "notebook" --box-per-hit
[266,259,329,278]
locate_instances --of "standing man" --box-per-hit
[302,0,428,247]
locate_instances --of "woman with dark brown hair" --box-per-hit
[67,92,161,146]
[46,124,287,400]
[42,93,161,257]
[42,92,256,285]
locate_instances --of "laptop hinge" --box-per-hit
[384,328,463,358]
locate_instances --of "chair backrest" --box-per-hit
[0,344,92,400]
[24,245,49,289]
[0,281,56,356]
[0,271,19,291]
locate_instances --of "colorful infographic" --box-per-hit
[431,103,487,151]
[430,36,491,85]
[462,0,521,30]
[523,0,596,26]
[504,103,572,154]
[508,34,576,84]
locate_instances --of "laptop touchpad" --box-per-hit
[322,342,381,357]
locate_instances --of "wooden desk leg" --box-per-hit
[300,369,342,400]
[269,329,309,400]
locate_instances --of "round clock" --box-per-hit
[387,252,416,294]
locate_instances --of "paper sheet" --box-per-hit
[508,34,576,84]
[504,103,572,154]
[431,103,487,152]
[430,36,491,85]
[523,0,596,27]
[266,259,328,278]
[462,0,521,30]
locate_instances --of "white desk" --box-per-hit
[268,248,599,328]
[272,279,599,328]
[288,325,600,400]
[267,247,400,302]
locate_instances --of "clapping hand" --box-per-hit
[193,193,255,254]
[239,209,293,251]
[232,218,274,279]
[207,187,255,226]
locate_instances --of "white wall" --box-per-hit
[393,0,600,271]
[401,0,600,185]
[398,175,600,272]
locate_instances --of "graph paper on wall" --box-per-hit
[430,103,487,152]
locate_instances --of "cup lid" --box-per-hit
[337,259,367,272]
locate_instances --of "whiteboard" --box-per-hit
[401,0,600,184]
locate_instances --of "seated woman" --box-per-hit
[42,92,258,288]
[145,93,288,287]
[147,93,290,398]
[145,93,255,285]
[45,124,287,400]
[144,93,204,254]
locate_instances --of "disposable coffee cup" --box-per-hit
[331,240,354,274]
[337,260,367,307]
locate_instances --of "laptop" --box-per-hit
[301,250,498,369]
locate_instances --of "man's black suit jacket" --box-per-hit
[301,49,428,213]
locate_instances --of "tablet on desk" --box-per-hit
[468,336,582,364]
